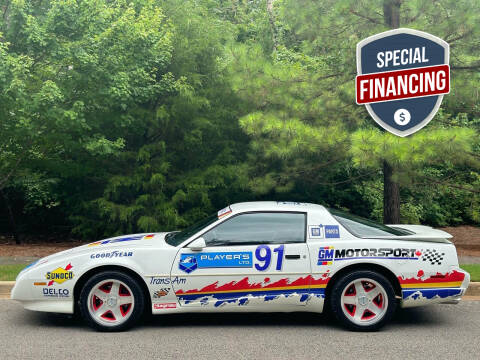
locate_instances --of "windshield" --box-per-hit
[165,213,219,246]
[328,208,413,238]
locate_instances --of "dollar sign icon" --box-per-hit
[394,109,411,126]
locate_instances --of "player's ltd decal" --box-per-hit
[45,263,74,286]
[179,252,252,273]
[90,250,133,259]
[150,276,186,285]
[356,28,450,137]
[179,245,286,273]
[318,246,422,265]
[308,225,340,239]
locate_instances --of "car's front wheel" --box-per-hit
[79,271,145,331]
[330,270,396,331]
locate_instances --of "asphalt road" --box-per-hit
[0,300,479,360]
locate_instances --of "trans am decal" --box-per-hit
[179,252,252,273]
[175,275,330,307]
[399,270,465,300]
[45,263,73,286]
[88,234,154,247]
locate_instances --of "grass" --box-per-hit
[460,264,480,282]
[0,263,479,282]
[0,264,28,281]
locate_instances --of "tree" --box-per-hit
[233,0,480,223]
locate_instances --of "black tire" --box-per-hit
[329,270,396,331]
[79,271,145,332]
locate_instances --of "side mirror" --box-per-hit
[187,237,206,251]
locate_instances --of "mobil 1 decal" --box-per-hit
[356,28,449,137]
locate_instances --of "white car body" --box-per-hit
[12,201,470,318]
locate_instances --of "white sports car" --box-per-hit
[12,201,470,331]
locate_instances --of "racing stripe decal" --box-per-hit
[175,275,330,306]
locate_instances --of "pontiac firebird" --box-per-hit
[12,202,470,331]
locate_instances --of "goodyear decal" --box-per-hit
[45,263,74,286]
[175,275,330,307]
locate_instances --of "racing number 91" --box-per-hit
[255,245,284,271]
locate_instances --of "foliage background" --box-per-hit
[0,0,479,242]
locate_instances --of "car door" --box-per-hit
[170,212,312,308]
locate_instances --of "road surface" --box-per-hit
[0,300,479,359]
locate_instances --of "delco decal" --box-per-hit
[45,263,74,286]
[42,288,69,298]
[90,251,133,259]
[318,247,420,265]
[179,252,253,273]
[356,28,449,136]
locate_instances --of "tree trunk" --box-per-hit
[382,0,401,224]
[266,0,278,51]
[0,189,20,244]
[383,161,400,224]
[383,0,401,28]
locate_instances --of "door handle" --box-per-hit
[285,254,301,260]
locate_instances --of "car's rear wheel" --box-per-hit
[330,270,396,331]
[79,271,145,331]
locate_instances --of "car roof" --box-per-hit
[229,201,326,213]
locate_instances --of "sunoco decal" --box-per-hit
[356,28,449,137]
[45,263,74,286]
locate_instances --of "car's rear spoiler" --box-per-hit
[367,225,453,243]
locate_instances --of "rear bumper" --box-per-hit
[401,267,470,308]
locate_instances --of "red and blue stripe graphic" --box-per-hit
[175,275,330,306]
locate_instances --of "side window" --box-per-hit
[202,212,306,246]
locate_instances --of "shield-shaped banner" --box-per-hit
[356,28,449,137]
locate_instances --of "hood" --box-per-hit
[370,225,452,243]
[40,232,170,263]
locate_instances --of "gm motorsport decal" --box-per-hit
[318,247,422,265]
[356,28,449,137]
